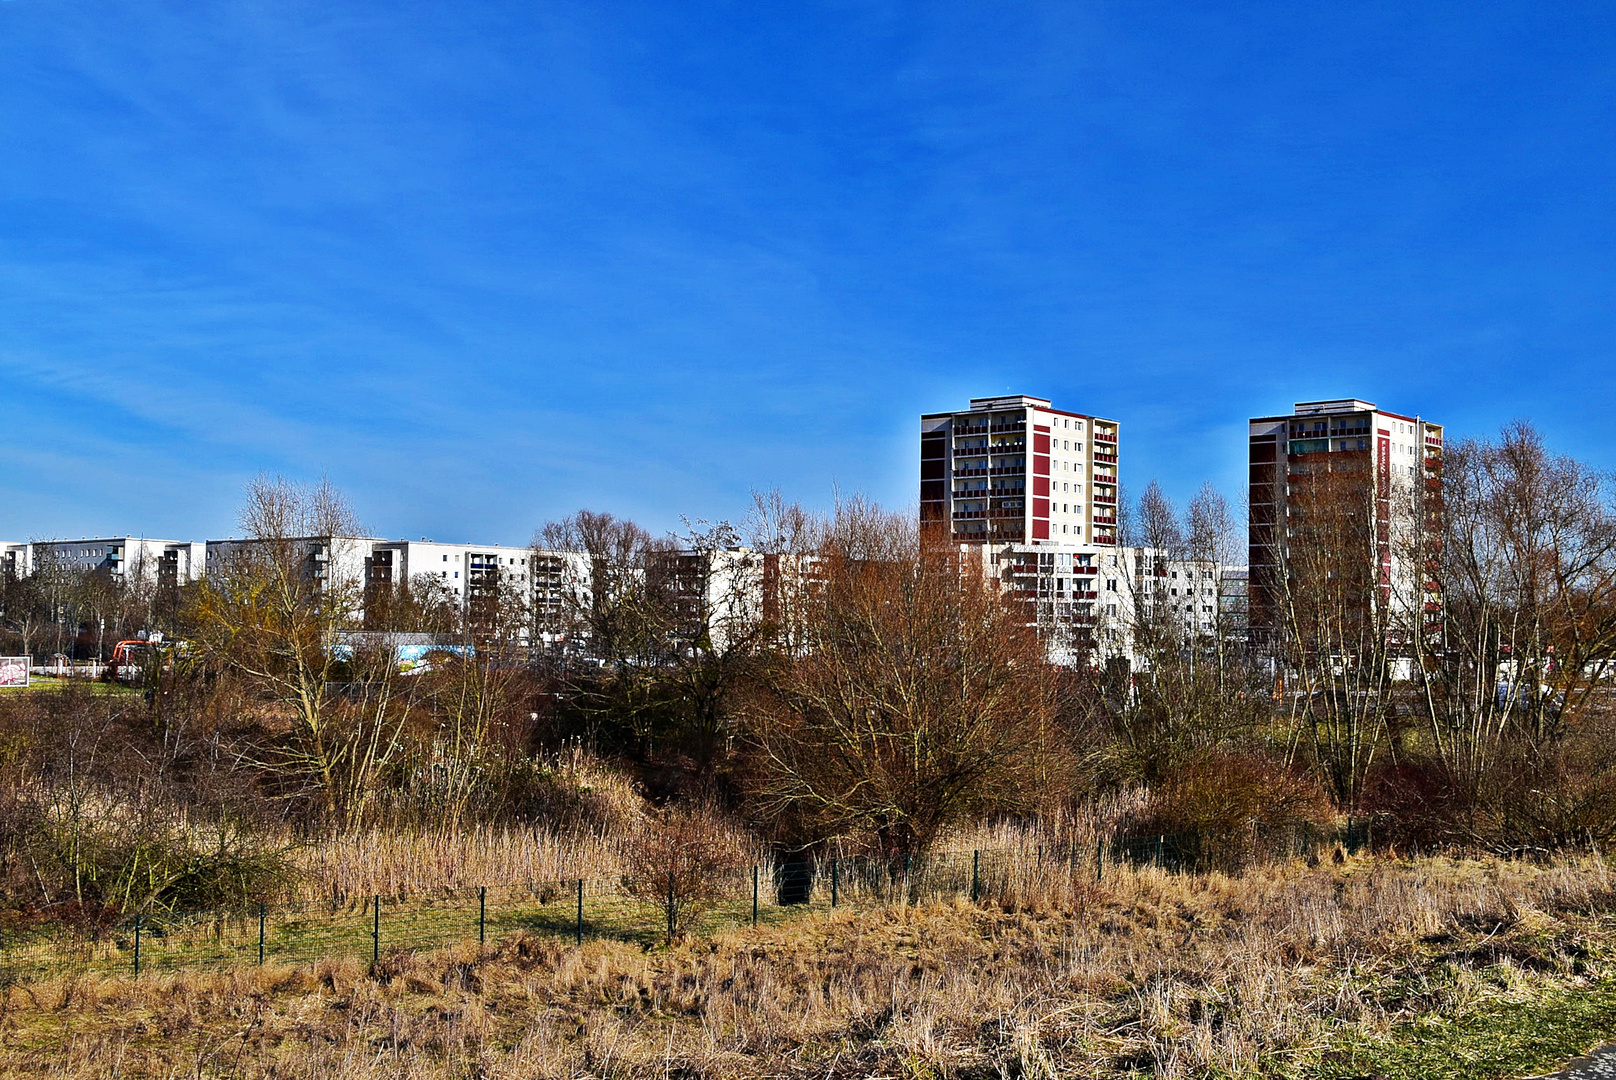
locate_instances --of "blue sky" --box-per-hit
[3,1,1614,544]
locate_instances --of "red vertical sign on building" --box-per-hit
[1376,430,1392,603]
[1032,426,1050,540]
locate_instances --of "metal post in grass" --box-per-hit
[751,865,759,927]
[478,886,487,946]
[1096,838,1103,883]
[372,895,380,965]
[258,903,266,965]
[1157,834,1165,870]
[575,879,583,946]
[666,872,675,945]
[971,850,980,903]
[831,859,838,908]
[133,914,142,976]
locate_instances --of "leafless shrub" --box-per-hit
[622,804,748,939]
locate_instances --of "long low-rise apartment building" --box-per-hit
[202,535,593,641]
[969,541,1244,671]
[2,537,206,588]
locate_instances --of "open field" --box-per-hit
[3,853,1616,1079]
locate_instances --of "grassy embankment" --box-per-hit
[3,852,1616,1078]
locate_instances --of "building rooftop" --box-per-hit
[1293,399,1377,415]
[969,395,1052,410]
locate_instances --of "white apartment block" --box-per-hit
[1,537,205,588]
[203,536,591,635]
[979,542,1240,670]
[921,395,1119,547]
[1247,399,1443,645]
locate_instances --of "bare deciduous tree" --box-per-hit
[1421,422,1616,844]
[190,476,412,827]
[745,503,1069,861]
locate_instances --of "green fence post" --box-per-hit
[972,850,981,902]
[133,914,142,977]
[258,903,266,965]
[1156,835,1165,869]
[752,865,759,927]
[372,895,380,966]
[831,859,839,908]
[575,879,583,946]
[478,886,487,946]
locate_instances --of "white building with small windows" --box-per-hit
[202,536,592,640]
[2,537,205,588]
[970,541,1244,671]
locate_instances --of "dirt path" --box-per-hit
[1536,1045,1616,1078]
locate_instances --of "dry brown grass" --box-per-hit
[286,823,626,900]
[281,750,669,901]
[4,853,1613,1078]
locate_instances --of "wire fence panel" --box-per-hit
[0,823,1374,986]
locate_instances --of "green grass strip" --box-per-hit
[1304,976,1616,1080]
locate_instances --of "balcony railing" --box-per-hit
[1092,535,1116,545]
[1093,452,1117,463]
[1094,432,1117,443]
[990,466,1026,476]
[954,466,988,477]
[1092,515,1116,525]
[954,424,989,436]
[989,421,1026,432]
[1093,494,1116,505]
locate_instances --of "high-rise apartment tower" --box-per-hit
[1247,399,1443,645]
[921,395,1120,545]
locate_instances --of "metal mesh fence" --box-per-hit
[0,823,1370,985]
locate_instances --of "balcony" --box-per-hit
[1093,494,1116,505]
[1093,452,1117,463]
[954,424,989,436]
[1092,515,1116,525]
[1073,562,1098,574]
[952,509,986,519]
[989,421,1026,432]
[990,441,1027,452]
[1093,432,1117,444]
[954,466,988,477]
[990,466,1026,476]
[1092,535,1116,545]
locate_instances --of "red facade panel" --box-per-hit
[1032,518,1050,540]
[1033,431,1050,454]
[1033,476,1049,497]
[1034,454,1049,475]
[1033,498,1049,517]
